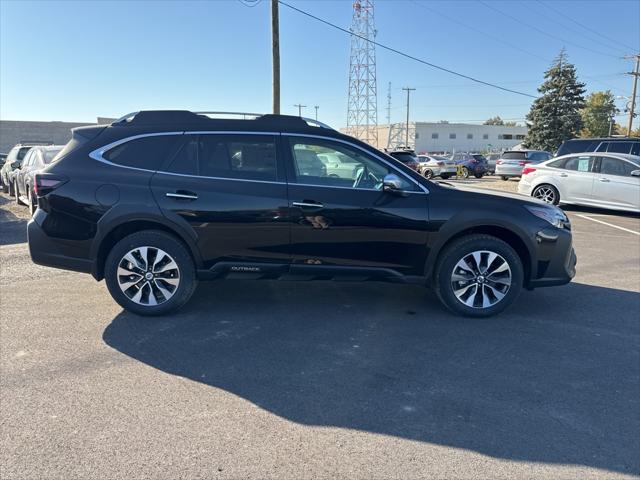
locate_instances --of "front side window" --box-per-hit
[166,134,277,181]
[288,138,414,191]
[104,135,182,170]
[606,142,633,154]
[564,155,594,172]
[599,157,637,176]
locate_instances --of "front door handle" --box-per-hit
[166,191,198,200]
[559,173,569,177]
[292,201,324,209]
[598,178,610,183]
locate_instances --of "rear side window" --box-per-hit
[564,155,594,172]
[528,152,551,162]
[631,142,640,156]
[558,139,597,156]
[165,134,277,181]
[606,142,633,154]
[104,135,181,170]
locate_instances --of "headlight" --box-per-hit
[524,205,567,228]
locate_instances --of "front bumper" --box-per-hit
[527,226,576,288]
[28,216,94,275]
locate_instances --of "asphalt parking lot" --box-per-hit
[1,178,639,479]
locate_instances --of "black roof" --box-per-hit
[563,137,639,141]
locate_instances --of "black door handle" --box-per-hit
[292,201,324,209]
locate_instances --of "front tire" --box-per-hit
[474,173,484,179]
[27,188,36,215]
[104,230,197,316]
[461,167,470,179]
[423,169,434,179]
[14,181,23,205]
[532,184,559,205]
[440,174,451,180]
[434,234,523,317]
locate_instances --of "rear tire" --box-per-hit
[434,234,523,317]
[423,169,434,179]
[461,167,469,179]
[1,177,7,193]
[28,188,36,215]
[500,176,509,181]
[474,173,484,179]
[440,174,451,180]
[104,230,197,316]
[8,178,15,196]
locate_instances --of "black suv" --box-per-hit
[28,111,576,317]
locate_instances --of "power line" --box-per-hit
[536,0,638,54]
[477,0,618,58]
[278,0,537,99]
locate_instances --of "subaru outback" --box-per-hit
[27,111,576,317]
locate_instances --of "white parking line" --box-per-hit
[574,214,640,236]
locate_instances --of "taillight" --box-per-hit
[34,173,68,197]
[519,160,530,166]
[521,166,537,175]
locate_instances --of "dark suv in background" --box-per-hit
[556,137,640,157]
[28,111,576,317]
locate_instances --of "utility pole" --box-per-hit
[271,0,280,114]
[294,104,306,117]
[402,87,415,147]
[625,54,639,136]
[314,105,319,121]
[386,82,391,124]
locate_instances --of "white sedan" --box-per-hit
[518,152,640,213]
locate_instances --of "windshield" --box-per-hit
[44,147,63,164]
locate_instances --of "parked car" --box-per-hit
[316,151,360,179]
[450,153,488,178]
[495,150,552,180]
[388,149,420,171]
[416,155,457,179]
[485,153,501,175]
[14,145,63,214]
[0,153,7,167]
[1,144,36,195]
[28,110,575,318]
[557,137,640,157]
[518,152,640,212]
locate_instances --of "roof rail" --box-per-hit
[195,111,264,119]
[300,117,333,129]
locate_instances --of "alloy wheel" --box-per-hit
[533,186,557,204]
[450,250,512,309]
[117,246,180,306]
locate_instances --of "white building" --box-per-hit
[345,122,529,153]
[413,122,527,153]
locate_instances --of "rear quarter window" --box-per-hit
[103,135,182,170]
[501,152,527,160]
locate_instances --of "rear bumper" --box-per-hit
[495,165,523,176]
[527,227,576,288]
[28,217,94,275]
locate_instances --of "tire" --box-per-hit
[104,230,197,316]
[440,174,451,180]
[28,188,36,216]
[474,173,484,179]
[532,184,560,206]
[1,176,7,193]
[14,181,23,205]
[500,176,509,181]
[461,167,469,179]
[8,178,15,196]
[423,169,434,179]
[434,234,523,318]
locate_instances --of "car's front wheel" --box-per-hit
[461,167,470,179]
[14,181,23,205]
[27,188,37,215]
[532,184,559,205]
[423,169,434,179]
[474,173,484,179]
[104,230,197,316]
[434,234,523,317]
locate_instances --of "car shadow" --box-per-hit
[562,203,640,219]
[103,280,640,475]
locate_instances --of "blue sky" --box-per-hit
[1,0,638,129]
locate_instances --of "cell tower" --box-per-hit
[346,0,378,147]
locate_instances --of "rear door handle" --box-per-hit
[559,173,569,177]
[292,201,324,209]
[166,191,198,200]
[598,178,610,182]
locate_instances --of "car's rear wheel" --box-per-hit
[1,177,7,193]
[461,167,469,179]
[474,173,483,179]
[500,176,509,181]
[434,234,523,317]
[423,169,434,179]
[532,184,559,205]
[105,230,197,316]
[27,188,36,215]
[8,178,15,196]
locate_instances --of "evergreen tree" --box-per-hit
[524,50,586,151]
[581,91,618,137]
[484,116,504,125]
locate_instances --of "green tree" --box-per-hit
[524,50,586,151]
[504,121,518,127]
[580,91,618,137]
[484,116,504,125]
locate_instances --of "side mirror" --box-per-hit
[383,174,406,195]
[11,161,20,169]
[631,169,640,177]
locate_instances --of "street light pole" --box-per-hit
[294,104,306,117]
[625,54,639,136]
[402,87,416,147]
[314,105,319,121]
[271,0,280,114]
